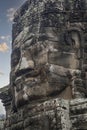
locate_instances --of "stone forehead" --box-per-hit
[14,0,87,18]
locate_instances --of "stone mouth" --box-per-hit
[15,68,34,77]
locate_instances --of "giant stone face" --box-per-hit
[11,0,87,107]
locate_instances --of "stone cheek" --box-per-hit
[48,51,79,69]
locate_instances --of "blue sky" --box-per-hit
[0,0,26,88]
[0,0,26,114]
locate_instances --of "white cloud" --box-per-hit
[0,35,11,41]
[7,8,16,22]
[0,43,9,52]
[0,36,5,40]
[0,71,4,77]
[0,72,4,76]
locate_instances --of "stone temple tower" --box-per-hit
[0,0,87,129]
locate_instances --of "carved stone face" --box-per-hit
[11,0,86,107]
